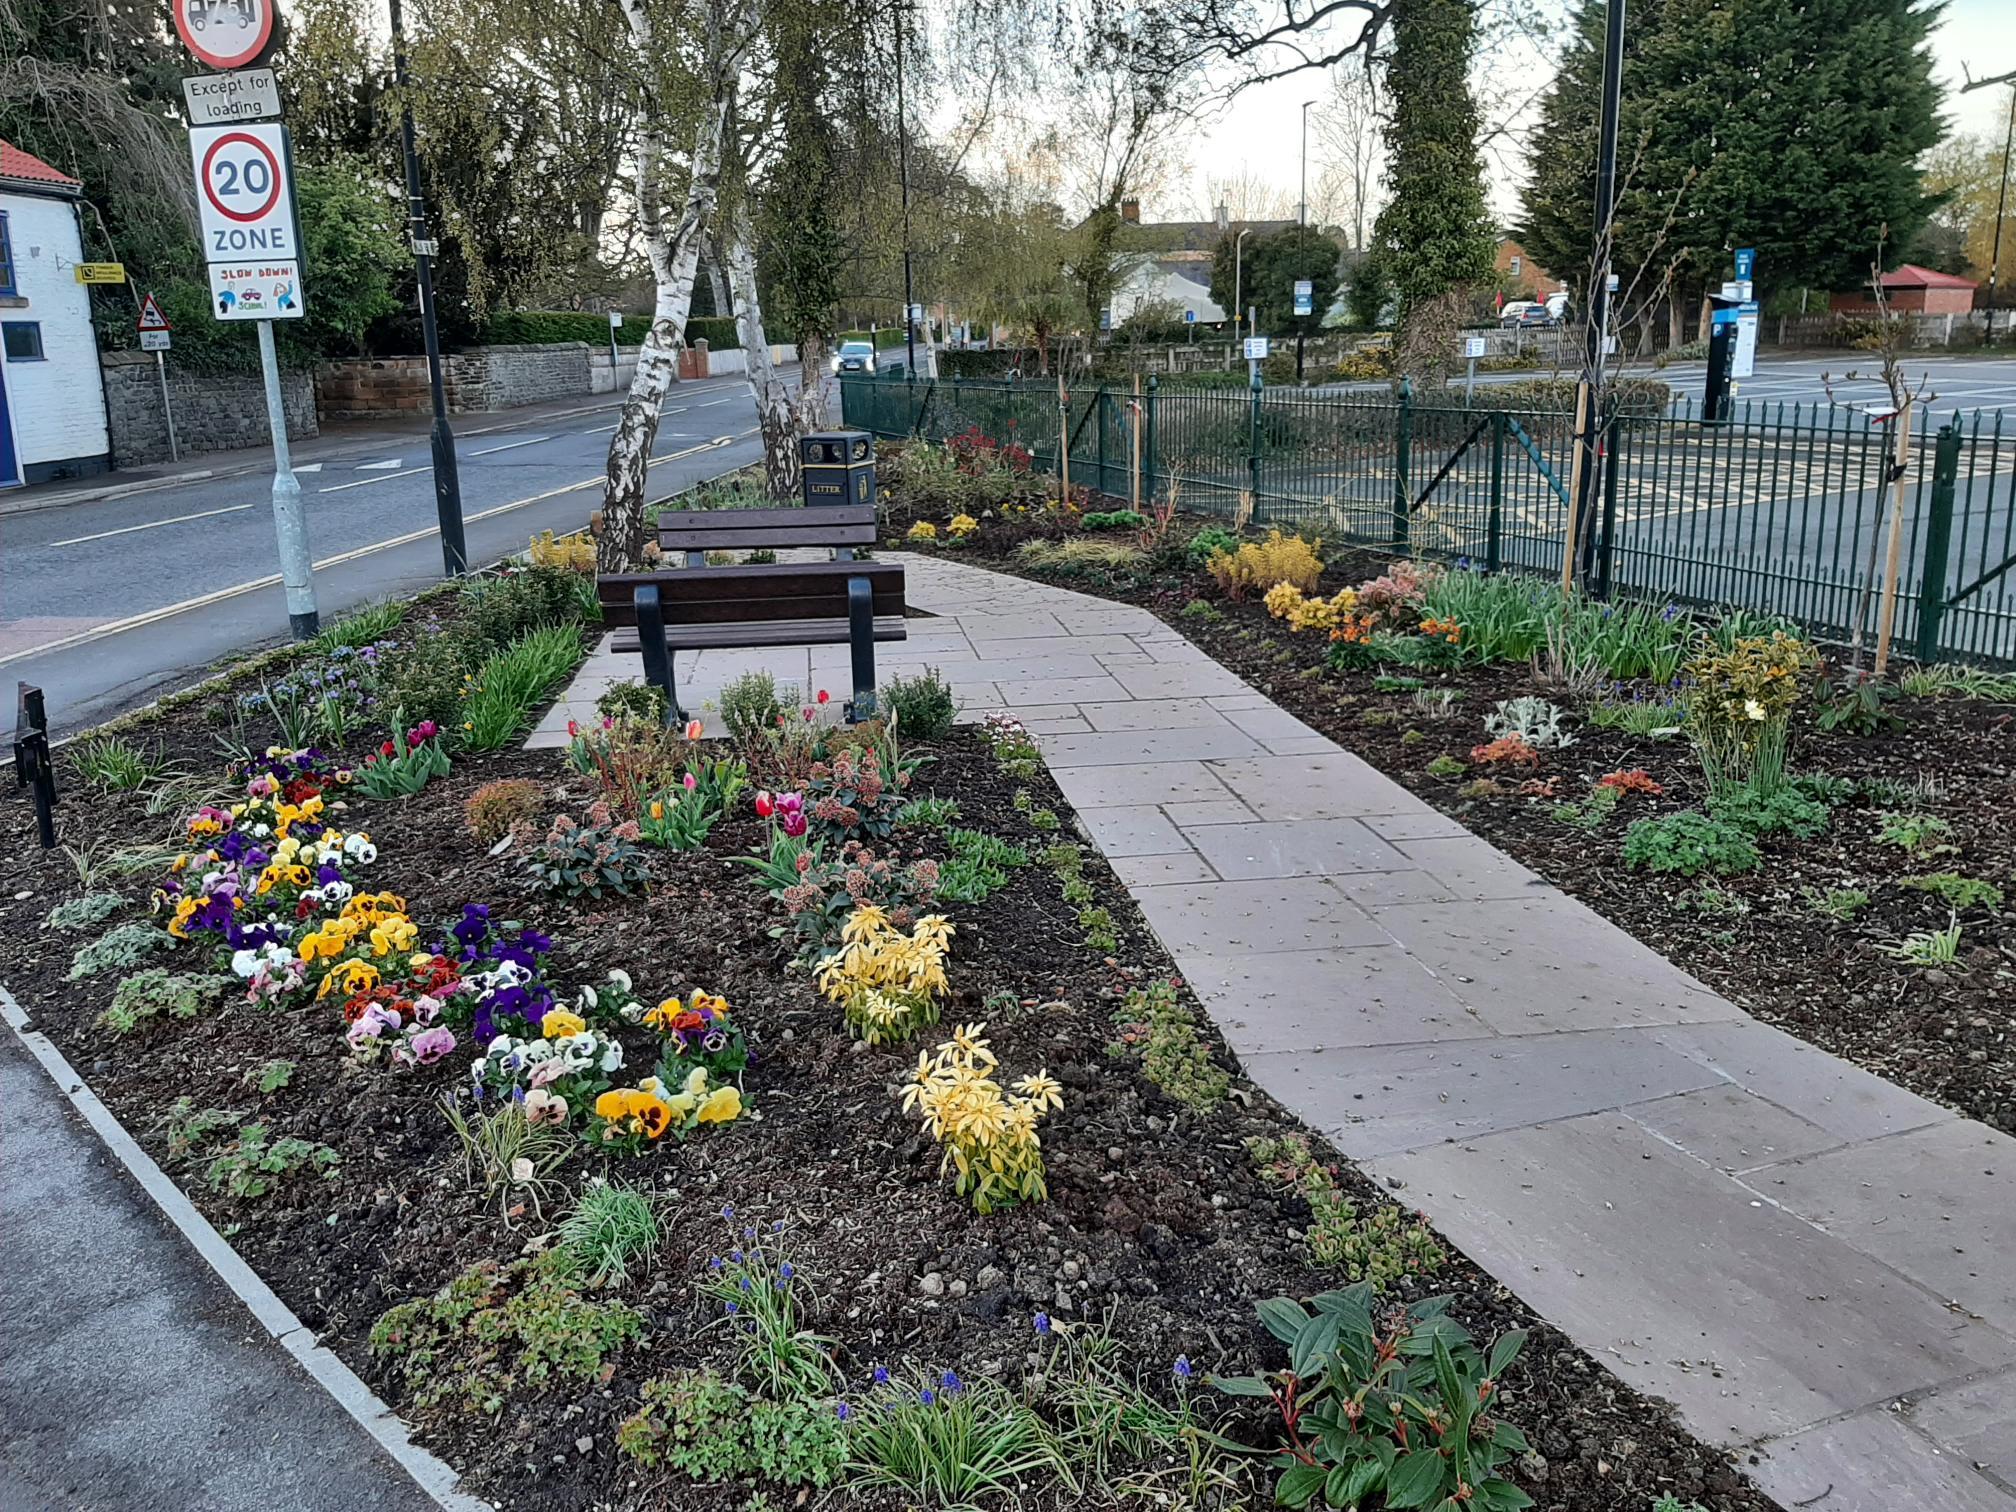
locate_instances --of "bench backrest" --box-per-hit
[597,561,905,627]
[656,502,875,565]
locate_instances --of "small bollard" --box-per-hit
[13,682,57,849]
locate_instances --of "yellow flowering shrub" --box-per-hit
[814,904,954,1045]
[529,529,597,573]
[948,514,979,538]
[1683,633,1818,796]
[900,1024,1063,1214]
[1265,582,1360,634]
[1205,529,1323,601]
[907,520,939,542]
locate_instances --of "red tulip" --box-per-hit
[754,791,775,818]
[816,690,831,705]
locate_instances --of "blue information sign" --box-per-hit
[1733,247,1756,281]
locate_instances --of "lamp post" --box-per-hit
[388,0,466,577]
[1988,84,2014,345]
[1233,226,1253,358]
[1300,100,1318,226]
[893,0,917,379]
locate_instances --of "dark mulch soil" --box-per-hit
[0,634,1772,1511]
[928,528,2016,1137]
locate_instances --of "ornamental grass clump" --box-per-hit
[901,1024,1063,1214]
[1683,632,1817,798]
[815,904,955,1044]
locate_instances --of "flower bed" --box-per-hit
[0,567,1771,1511]
[900,498,2016,1137]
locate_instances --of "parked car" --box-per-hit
[1500,301,1552,329]
[831,340,877,374]
[1544,292,1570,323]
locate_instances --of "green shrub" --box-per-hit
[1185,525,1240,567]
[558,1184,660,1286]
[1803,885,1870,920]
[596,680,668,726]
[100,969,223,1033]
[718,670,787,749]
[70,735,161,792]
[523,812,653,899]
[1899,872,2004,911]
[937,828,1029,905]
[617,1368,846,1485]
[1247,1134,1443,1289]
[1115,980,1229,1111]
[1081,509,1147,532]
[1876,811,1957,858]
[883,668,957,740]
[47,892,124,931]
[69,922,170,980]
[1707,787,1830,839]
[1622,811,1761,877]
[371,1253,643,1417]
[464,778,545,844]
[205,1123,341,1199]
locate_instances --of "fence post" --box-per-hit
[1097,386,1109,498]
[1248,363,1264,508]
[1486,409,1504,573]
[1392,378,1413,549]
[1145,376,1159,505]
[1596,416,1624,600]
[1913,421,1963,664]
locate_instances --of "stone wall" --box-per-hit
[101,349,317,469]
[319,344,592,418]
[315,355,431,420]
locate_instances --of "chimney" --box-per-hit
[1120,198,1140,224]
[1215,204,1229,231]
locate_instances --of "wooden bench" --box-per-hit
[597,501,905,724]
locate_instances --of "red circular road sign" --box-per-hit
[173,0,275,73]
[199,131,283,223]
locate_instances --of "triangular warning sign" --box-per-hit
[137,293,171,332]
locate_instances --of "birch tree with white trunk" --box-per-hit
[598,0,758,571]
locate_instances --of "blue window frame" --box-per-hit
[0,211,14,295]
[2,321,43,361]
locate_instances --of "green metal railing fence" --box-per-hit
[840,376,2016,665]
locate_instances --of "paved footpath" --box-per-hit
[556,554,2016,1510]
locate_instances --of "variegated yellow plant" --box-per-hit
[814,904,954,1044]
[900,1024,1063,1213]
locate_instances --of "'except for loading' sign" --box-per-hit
[191,123,298,262]
[208,261,305,321]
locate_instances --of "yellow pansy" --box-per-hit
[541,1009,587,1040]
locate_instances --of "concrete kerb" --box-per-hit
[0,984,492,1512]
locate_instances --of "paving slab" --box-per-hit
[1128,878,1390,955]
[1108,851,1221,886]
[1051,761,1238,809]
[993,674,1135,705]
[1751,1120,2016,1333]
[1367,1113,2016,1444]
[1161,798,1261,826]
[1390,835,1553,900]
[1369,896,1741,1033]
[1625,1085,1849,1174]
[1073,805,1194,858]
[1111,661,1257,699]
[1748,1408,2016,1512]
[1176,946,1493,1054]
[1041,725,1267,768]
[1259,1026,1725,1157]
[1180,817,1415,880]
[1903,1366,2016,1488]
[1077,698,1230,732]
[1206,752,1441,821]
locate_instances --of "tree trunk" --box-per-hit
[1667,290,1685,350]
[702,232,733,318]
[724,201,799,499]
[598,0,745,572]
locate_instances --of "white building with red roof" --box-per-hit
[0,140,111,486]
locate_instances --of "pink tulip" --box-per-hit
[683,772,698,791]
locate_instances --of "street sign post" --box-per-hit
[1462,334,1488,403]
[136,292,178,457]
[189,117,315,636]
[1293,279,1313,318]
[73,263,125,284]
[172,0,277,73]
[1242,336,1271,361]
[182,68,281,124]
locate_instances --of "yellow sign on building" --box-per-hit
[74,263,127,285]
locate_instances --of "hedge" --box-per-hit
[481,311,742,351]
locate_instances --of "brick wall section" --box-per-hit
[101,350,317,468]
[317,344,592,420]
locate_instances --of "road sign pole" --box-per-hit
[155,350,180,462]
[390,0,466,578]
[256,320,317,638]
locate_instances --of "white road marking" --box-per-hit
[318,468,428,493]
[468,434,551,456]
[0,432,754,669]
[295,463,323,474]
[356,458,403,470]
[47,502,254,549]
[695,396,736,407]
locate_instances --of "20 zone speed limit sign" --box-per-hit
[190,123,298,260]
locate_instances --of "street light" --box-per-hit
[1300,100,1316,227]
[1988,84,2014,346]
[1233,226,1254,351]
[893,0,918,379]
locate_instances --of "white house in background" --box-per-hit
[1101,202,1296,332]
[0,141,111,486]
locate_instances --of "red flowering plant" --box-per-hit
[1596,768,1664,796]
[354,720,451,800]
[804,744,914,843]
[772,839,942,962]
[1469,734,1540,768]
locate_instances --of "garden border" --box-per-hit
[0,983,491,1512]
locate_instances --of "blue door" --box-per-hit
[0,355,18,488]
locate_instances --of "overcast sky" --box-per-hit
[1168,0,2010,229]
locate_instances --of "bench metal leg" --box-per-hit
[846,575,877,724]
[633,584,684,725]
